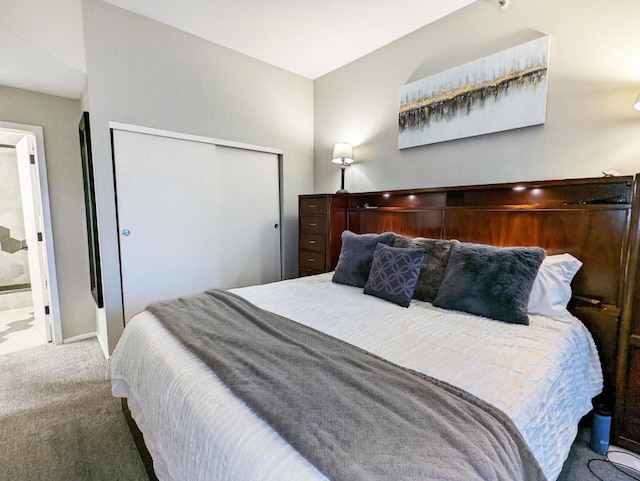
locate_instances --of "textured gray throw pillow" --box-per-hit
[332,231,396,288]
[393,236,459,302]
[433,242,546,325]
[364,243,425,307]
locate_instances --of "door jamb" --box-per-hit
[0,121,62,344]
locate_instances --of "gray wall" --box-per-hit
[314,0,640,193]
[81,0,314,353]
[0,85,94,339]
[12,0,634,351]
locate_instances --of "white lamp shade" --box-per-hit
[634,94,640,111]
[332,142,354,164]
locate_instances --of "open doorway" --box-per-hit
[0,122,61,354]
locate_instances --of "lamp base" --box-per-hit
[335,189,349,194]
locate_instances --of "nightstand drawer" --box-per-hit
[300,197,328,216]
[300,233,325,253]
[299,250,326,270]
[298,268,323,277]
[300,216,328,235]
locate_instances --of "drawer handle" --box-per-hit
[307,258,316,262]
[308,240,316,244]
[309,204,317,208]
[309,223,317,226]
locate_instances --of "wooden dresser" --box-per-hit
[298,194,347,277]
[613,178,640,453]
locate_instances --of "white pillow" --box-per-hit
[527,253,583,318]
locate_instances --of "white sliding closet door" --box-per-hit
[113,129,281,322]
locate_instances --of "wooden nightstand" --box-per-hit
[298,194,347,277]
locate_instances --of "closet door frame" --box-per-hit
[109,122,284,320]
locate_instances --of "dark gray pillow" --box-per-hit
[332,231,396,288]
[364,244,425,307]
[433,242,546,325]
[393,236,459,302]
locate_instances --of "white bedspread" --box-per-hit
[110,273,603,481]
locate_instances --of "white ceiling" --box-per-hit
[0,0,477,99]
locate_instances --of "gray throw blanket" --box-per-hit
[148,289,546,481]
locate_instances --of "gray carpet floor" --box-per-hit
[561,426,639,481]
[1,337,638,481]
[0,339,147,481]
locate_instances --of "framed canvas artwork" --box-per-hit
[398,36,550,149]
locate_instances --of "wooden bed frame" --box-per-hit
[124,174,640,480]
[343,176,639,399]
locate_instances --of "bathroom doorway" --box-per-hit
[0,123,61,354]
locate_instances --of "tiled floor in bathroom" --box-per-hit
[0,290,46,355]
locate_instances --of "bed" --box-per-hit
[110,175,639,481]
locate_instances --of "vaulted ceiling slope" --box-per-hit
[1,0,475,99]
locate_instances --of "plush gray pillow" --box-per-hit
[433,242,546,325]
[363,243,425,307]
[332,231,396,288]
[393,236,459,302]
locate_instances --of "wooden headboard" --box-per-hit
[341,175,640,398]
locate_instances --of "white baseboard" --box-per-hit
[63,332,97,344]
[96,331,110,360]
